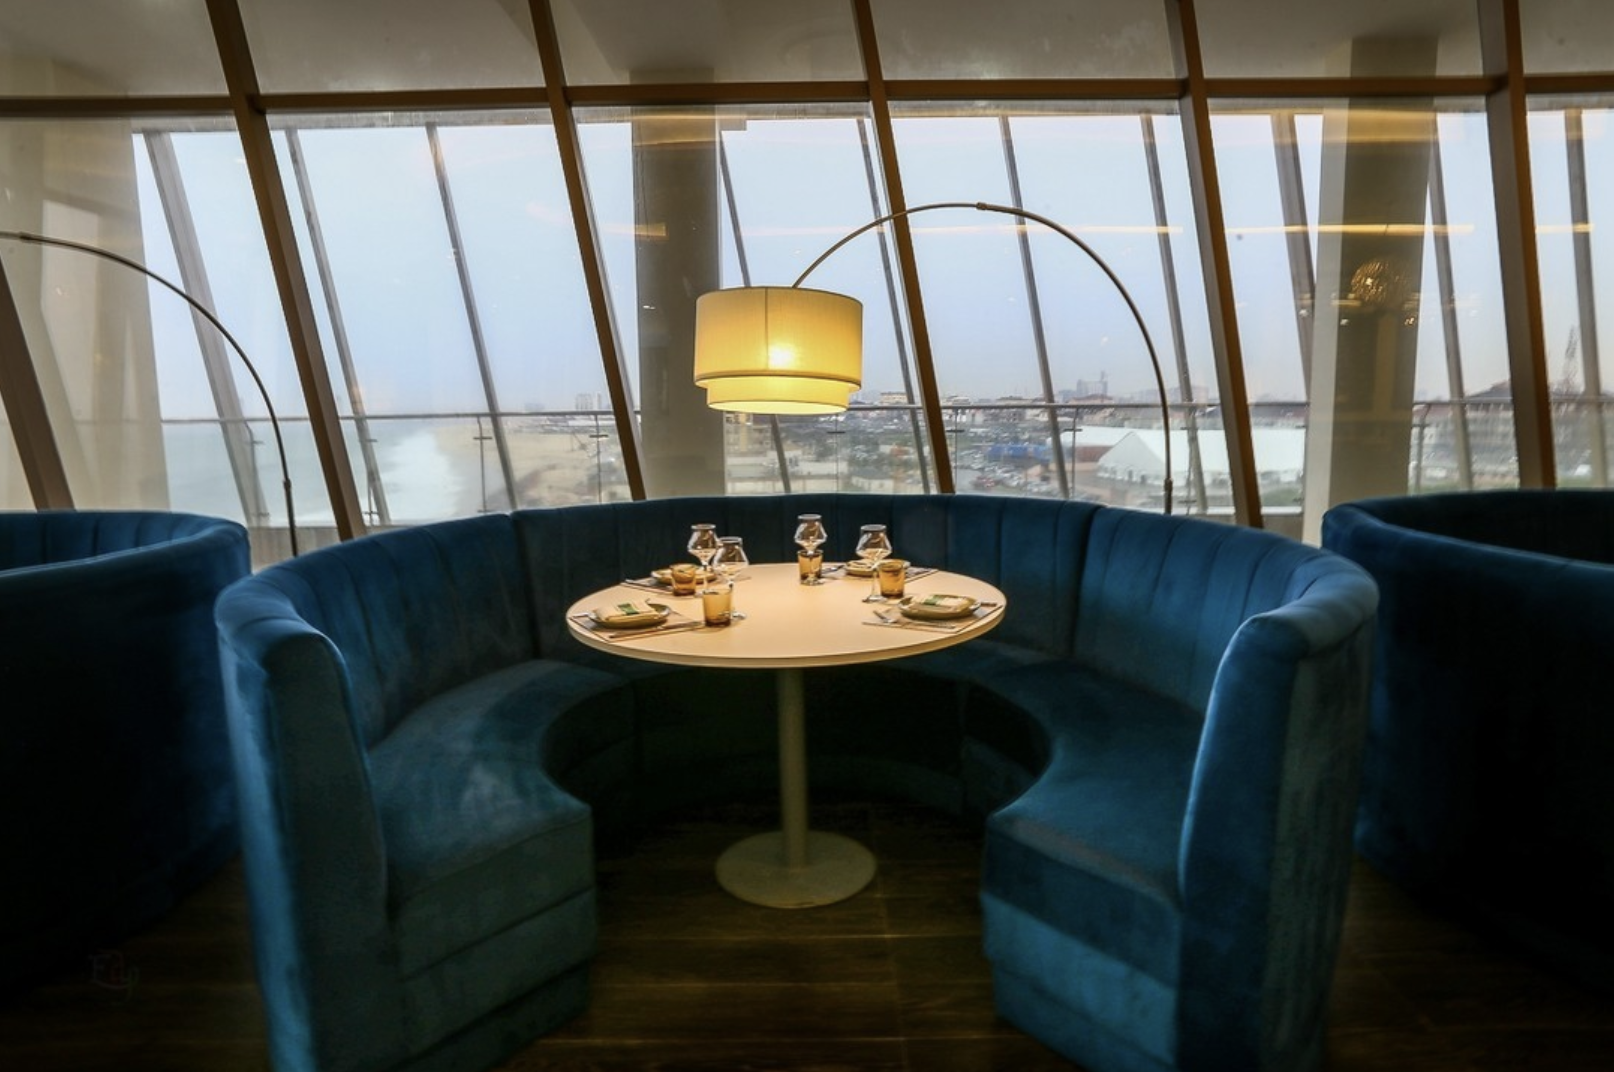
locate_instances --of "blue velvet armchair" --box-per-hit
[1323,490,1614,992]
[1,510,250,993]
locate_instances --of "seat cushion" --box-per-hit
[981,664,1203,1065]
[368,659,633,977]
[982,662,1202,897]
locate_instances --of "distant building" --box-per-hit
[1093,428,1308,487]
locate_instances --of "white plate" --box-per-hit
[590,601,672,629]
[899,594,980,621]
[848,560,919,578]
[650,567,715,585]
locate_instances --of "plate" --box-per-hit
[590,600,672,629]
[650,567,715,585]
[899,594,980,621]
[847,560,917,578]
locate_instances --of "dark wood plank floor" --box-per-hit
[4,797,1611,1071]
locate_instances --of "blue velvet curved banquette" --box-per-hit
[214,493,1379,1072]
[1,509,250,993]
[1323,490,1614,993]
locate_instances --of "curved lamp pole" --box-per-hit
[0,230,298,554]
[795,200,1173,514]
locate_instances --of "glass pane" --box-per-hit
[1212,102,1514,540]
[279,125,492,416]
[272,112,617,524]
[871,0,1172,80]
[1196,0,1481,78]
[429,123,612,418]
[1521,1,1614,74]
[355,415,486,523]
[717,115,914,416]
[726,411,934,496]
[239,0,543,93]
[577,104,935,498]
[0,118,313,560]
[891,105,1210,513]
[0,1,224,96]
[0,392,33,509]
[508,413,633,507]
[342,412,634,521]
[552,0,862,84]
[745,408,929,496]
[146,128,326,562]
[1530,103,1614,487]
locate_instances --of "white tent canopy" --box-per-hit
[1086,428,1308,485]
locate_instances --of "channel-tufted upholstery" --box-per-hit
[216,493,1378,1072]
[1,510,250,994]
[216,515,616,1072]
[1324,490,1614,993]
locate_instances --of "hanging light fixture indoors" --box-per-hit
[692,200,1174,512]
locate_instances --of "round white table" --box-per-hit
[566,562,1006,908]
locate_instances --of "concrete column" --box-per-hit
[1302,37,1436,543]
[1,114,166,510]
[631,106,726,497]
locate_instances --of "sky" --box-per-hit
[125,105,1610,428]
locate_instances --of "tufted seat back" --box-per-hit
[251,515,536,747]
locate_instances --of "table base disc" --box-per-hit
[715,832,876,908]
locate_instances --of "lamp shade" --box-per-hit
[694,285,862,415]
[701,374,856,413]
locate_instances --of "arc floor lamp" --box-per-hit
[693,200,1175,514]
[0,230,299,554]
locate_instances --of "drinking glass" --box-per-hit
[668,563,699,596]
[794,514,827,586]
[700,581,733,627]
[877,558,908,599]
[854,524,892,603]
[688,523,719,592]
[714,536,749,619]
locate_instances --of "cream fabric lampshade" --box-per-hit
[693,285,863,414]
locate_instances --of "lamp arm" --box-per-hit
[793,200,1173,514]
[0,229,298,552]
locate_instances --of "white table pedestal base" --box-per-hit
[714,666,876,908]
[715,830,876,908]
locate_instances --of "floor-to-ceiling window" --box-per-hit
[1529,100,1614,486]
[1211,102,1515,533]
[271,113,628,522]
[889,106,1210,513]
[5,0,1614,559]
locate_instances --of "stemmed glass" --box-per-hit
[688,523,719,592]
[794,514,827,585]
[714,536,749,619]
[854,524,893,603]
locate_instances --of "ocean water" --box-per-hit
[162,419,466,527]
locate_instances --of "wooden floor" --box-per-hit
[4,797,1612,1071]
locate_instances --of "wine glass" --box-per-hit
[687,523,719,591]
[854,524,892,603]
[793,514,826,555]
[793,514,827,585]
[714,536,749,619]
